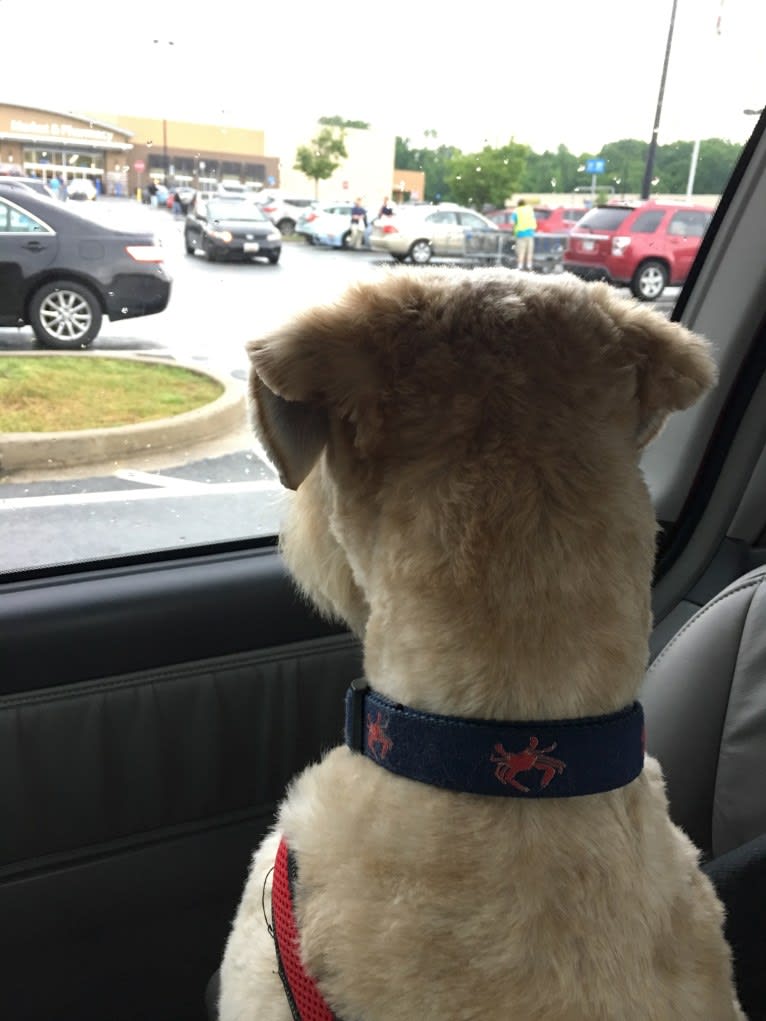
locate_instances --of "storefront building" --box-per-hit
[0,104,280,196]
[0,104,134,194]
[86,113,280,195]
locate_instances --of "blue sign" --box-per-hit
[267,175,276,186]
[585,158,606,174]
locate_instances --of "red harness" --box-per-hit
[271,837,340,1021]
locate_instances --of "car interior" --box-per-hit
[1,110,765,1021]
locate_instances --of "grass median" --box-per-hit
[0,356,224,433]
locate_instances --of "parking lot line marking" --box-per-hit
[0,479,285,510]
[113,469,210,489]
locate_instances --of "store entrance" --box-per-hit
[23,146,105,191]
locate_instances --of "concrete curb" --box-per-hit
[0,352,247,473]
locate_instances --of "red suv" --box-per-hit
[563,201,714,300]
[487,205,585,233]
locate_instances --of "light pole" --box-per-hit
[641,0,678,201]
[152,39,174,186]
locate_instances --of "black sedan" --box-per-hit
[0,184,171,349]
[184,196,282,263]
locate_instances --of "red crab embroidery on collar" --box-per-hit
[491,737,567,792]
[366,711,393,761]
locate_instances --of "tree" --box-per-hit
[319,115,370,130]
[448,142,528,209]
[294,125,348,197]
[395,134,461,201]
[519,144,580,194]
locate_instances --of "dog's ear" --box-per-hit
[247,308,380,489]
[597,285,718,447]
[249,373,329,490]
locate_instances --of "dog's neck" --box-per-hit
[361,558,651,723]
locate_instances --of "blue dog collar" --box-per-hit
[344,679,645,798]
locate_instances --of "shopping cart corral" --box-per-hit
[463,230,567,273]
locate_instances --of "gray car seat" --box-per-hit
[643,565,766,861]
[643,564,766,1019]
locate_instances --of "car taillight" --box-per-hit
[261,204,276,214]
[382,224,398,234]
[125,245,164,263]
[612,236,631,256]
[305,212,318,222]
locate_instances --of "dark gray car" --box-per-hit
[0,184,171,348]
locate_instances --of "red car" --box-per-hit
[563,201,714,300]
[487,205,586,233]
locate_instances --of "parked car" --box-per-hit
[0,183,171,348]
[67,178,98,201]
[253,191,318,235]
[369,203,498,264]
[300,202,356,247]
[563,201,714,300]
[0,175,55,199]
[184,195,282,263]
[487,205,586,234]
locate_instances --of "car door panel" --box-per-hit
[1,548,361,1021]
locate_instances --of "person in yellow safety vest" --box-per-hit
[511,199,537,271]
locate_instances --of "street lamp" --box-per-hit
[641,0,678,200]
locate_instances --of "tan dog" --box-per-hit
[219,268,745,1020]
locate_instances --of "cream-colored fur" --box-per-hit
[219,268,745,1020]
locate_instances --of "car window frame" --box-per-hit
[0,194,55,235]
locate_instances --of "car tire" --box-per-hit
[203,239,217,262]
[341,231,351,249]
[29,280,102,349]
[267,252,280,265]
[409,239,433,265]
[277,218,295,236]
[184,233,196,255]
[631,260,668,301]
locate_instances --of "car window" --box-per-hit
[426,210,458,224]
[628,209,666,233]
[575,207,633,231]
[0,199,48,233]
[459,211,491,229]
[668,209,712,237]
[0,2,760,575]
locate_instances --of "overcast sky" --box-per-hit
[2,0,763,155]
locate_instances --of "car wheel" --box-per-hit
[341,230,351,249]
[277,218,295,236]
[631,260,668,301]
[409,239,433,265]
[267,251,280,265]
[29,281,102,349]
[203,239,217,262]
[184,233,196,255]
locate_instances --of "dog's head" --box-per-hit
[247,269,715,643]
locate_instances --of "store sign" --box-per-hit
[134,160,146,172]
[8,118,116,144]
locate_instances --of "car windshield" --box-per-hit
[207,201,269,222]
[0,1,763,574]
